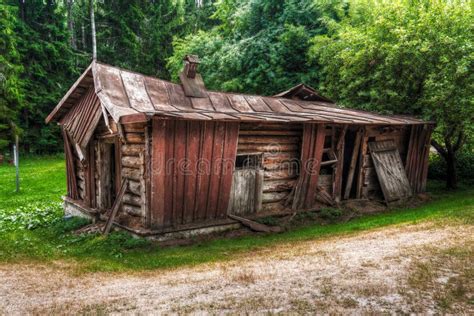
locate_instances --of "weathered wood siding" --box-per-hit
[292,123,326,210]
[62,129,79,200]
[150,118,239,229]
[357,126,411,200]
[237,123,302,213]
[405,124,433,193]
[228,169,264,215]
[369,140,412,202]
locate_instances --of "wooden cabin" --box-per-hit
[46,57,433,236]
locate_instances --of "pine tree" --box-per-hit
[0,4,23,153]
[9,0,85,153]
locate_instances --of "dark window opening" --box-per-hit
[235,153,262,170]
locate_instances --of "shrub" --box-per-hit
[0,202,64,232]
[428,151,474,185]
[319,208,343,221]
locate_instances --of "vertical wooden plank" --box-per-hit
[84,145,91,206]
[304,124,326,208]
[414,126,426,193]
[163,120,175,226]
[405,125,419,188]
[254,169,264,212]
[419,125,433,192]
[144,122,152,227]
[216,122,239,217]
[183,121,201,223]
[356,129,368,199]
[195,121,214,221]
[405,125,416,186]
[333,125,347,202]
[62,129,78,200]
[343,129,363,200]
[207,122,226,219]
[114,137,122,194]
[173,120,187,225]
[150,117,166,228]
[88,141,96,208]
[292,123,315,210]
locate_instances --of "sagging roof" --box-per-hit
[46,61,426,125]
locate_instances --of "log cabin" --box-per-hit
[46,56,434,236]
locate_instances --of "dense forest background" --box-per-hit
[0,0,472,186]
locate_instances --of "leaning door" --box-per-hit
[368,140,412,203]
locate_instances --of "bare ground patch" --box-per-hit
[0,222,473,314]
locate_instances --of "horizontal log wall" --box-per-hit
[120,122,147,218]
[237,123,302,213]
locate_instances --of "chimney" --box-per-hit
[180,54,207,98]
[183,55,200,79]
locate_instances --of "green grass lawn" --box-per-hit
[0,155,66,210]
[0,156,473,274]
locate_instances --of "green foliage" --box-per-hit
[168,0,345,94]
[429,152,474,185]
[0,201,63,232]
[310,0,473,154]
[70,0,216,79]
[0,1,219,154]
[319,207,343,221]
[0,4,23,151]
[3,0,86,154]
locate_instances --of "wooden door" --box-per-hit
[368,140,412,203]
[227,169,264,215]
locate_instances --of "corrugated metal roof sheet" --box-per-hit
[47,61,427,125]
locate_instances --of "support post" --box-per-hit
[14,135,20,193]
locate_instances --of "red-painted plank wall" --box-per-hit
[150,118,239,228]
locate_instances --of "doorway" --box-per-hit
[97,138,119,210]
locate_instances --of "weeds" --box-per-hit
[405,242,474,312]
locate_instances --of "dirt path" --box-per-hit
[1,222,473,314]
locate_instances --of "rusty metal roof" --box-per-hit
[47,62,427,125]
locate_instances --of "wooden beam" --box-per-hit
[356,129,368,199]
[120,113,149,124]
[333,125,347,202]
[344,129,363,200]
[103,179,128,235]
[228,214,282,233]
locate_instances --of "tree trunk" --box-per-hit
[18,0,26,20]
[81,23,86,50]
[90,0,97,60]
[445,149,457,189]
[65,0,76,49]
